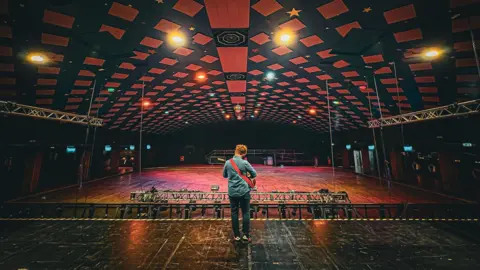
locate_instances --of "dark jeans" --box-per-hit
[229,192,250,237]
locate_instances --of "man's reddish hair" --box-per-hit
[235,144,247,156]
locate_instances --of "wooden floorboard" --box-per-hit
[18,166,462,203]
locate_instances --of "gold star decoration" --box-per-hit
[189,26,195,31]
[363,7,372,13]
[287,8,301,17]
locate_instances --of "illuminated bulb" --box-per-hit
[169,32,186,46]
[254,110,259,114]
[425,49,440,58]
[195,72,207,81]
[332,101,340,105]
[265,72,275,81]
[309,108,316,115]
[143,101,150,106]
[293,120,297,124]
[28,53,48,63]
[280,34,291,42]
[225,114,231,119]
[275,30,295,45]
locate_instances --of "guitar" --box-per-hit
[217,157,256,187]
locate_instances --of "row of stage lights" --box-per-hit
[63,144,152,154]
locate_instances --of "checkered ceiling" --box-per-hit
[0,0,478,134]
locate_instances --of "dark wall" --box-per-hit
[153,121,331,164]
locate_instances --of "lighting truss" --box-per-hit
[2,202,479,220]
[130,190,351,203]
[368,99,480,128]
[0,101,103,127]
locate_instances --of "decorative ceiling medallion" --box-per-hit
[224,72,246,80]
[213,29,248,47]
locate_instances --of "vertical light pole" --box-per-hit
[392,61,405,147]
[469,17,480,76]
[366,76,382,181]
[79,79,96,189]
[373,75,389,188]
[326,79,335,191]
[139,80,145,175]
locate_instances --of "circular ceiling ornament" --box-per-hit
[225,73,246,80]
[216,31,246,46]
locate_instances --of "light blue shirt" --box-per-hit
[223,156,257,197]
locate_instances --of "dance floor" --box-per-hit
[17,166,464,203]
[0,220,479,269]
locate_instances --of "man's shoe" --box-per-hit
[241,235,251,243]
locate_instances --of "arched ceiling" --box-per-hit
[0,0,478,134]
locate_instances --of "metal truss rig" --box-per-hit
[130,190,351,203]
[368,100,480,128]
[0,101,103,127]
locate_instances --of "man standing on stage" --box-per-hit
[223,144,257,243]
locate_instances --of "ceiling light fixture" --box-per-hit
[168,32,186,46]
[424,48,442,59]
[265,71,276,81]
[27,53,48,64]
[195,71,207,82]
[274,30,295,46]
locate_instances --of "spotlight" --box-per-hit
[209,93,215,97]
[254,110,259,114]
[293,120,297,124]
[280,34,291,42]
[168,32,186,46]
[424,48,441,58]
[274,30,295,45]
[195,72,207,81]
[225,114,231,119]
[332,100,340,105]
[309,108,316,115]
[27,53,48,64]
[265,71,276,81]
[143,101,150,107]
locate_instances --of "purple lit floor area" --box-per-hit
[17,166,464,204]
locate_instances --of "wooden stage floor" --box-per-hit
[17,166,464,204]
[1,219,479,269]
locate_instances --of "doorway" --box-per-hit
[354,150,363,174]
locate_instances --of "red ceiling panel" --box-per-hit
[108,2,139,22]
[43,10,75,29]
[317,0,349,20]
[394,28,423,43]
[173,0,204,17]
[384,4,416,24]
[204,0,250,28]
[217,47,248,72]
